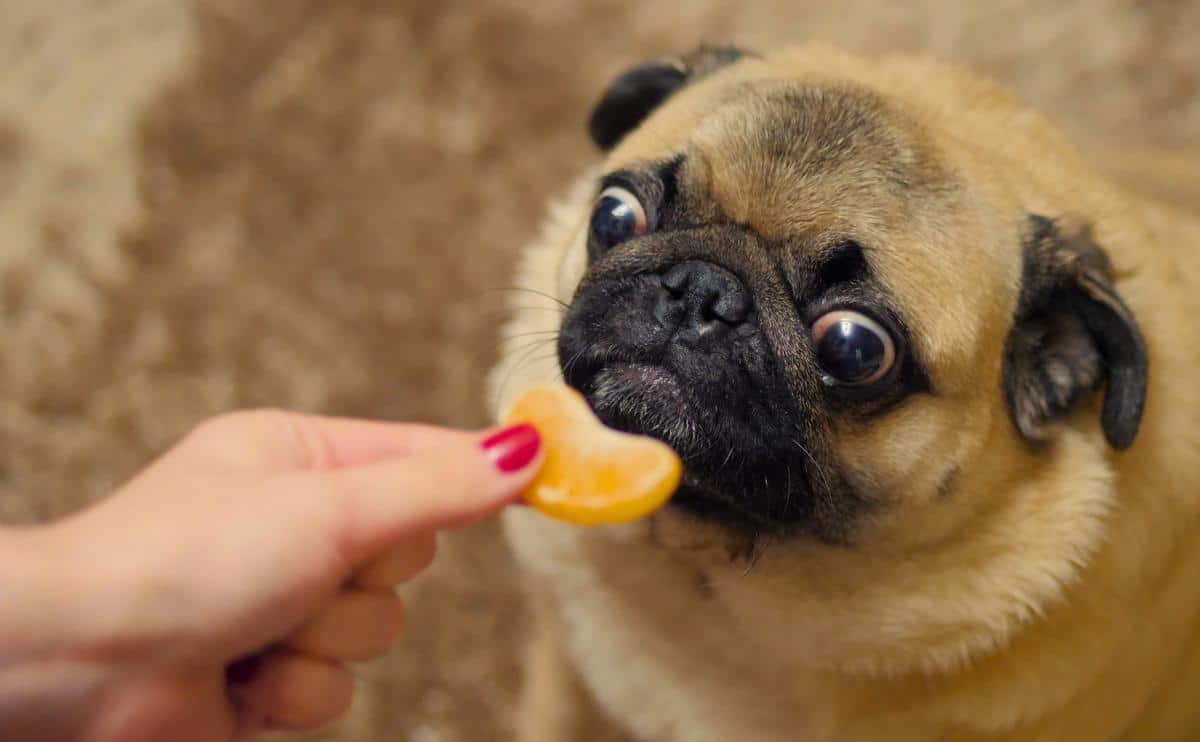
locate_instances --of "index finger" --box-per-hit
[191,411,476,472]
[324,425,544,564]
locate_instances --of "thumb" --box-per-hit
[323,424,544,564]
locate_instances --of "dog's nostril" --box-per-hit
[708,289,749,325]
[661,264,691,297]
[655,260,753,338]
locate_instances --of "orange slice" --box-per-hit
[502,384,683,525]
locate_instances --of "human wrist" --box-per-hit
[0,518,158,666]
[0,525,108,739]
[0,526,76,662]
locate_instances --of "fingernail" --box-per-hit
[226,654,262,684]
[482,424,542,473]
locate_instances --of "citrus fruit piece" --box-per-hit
[502,384,683,525]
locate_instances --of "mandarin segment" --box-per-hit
[502,384,683,525]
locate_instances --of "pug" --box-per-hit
[489,43,1200,741]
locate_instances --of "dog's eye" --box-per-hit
[811,310,896,386]
[590,186,647,249]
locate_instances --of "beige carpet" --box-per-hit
[0,1,1196,739]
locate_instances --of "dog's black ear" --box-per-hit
[588,45,752,151]
[1004,216,1148,450]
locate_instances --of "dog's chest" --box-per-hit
[503,511,886,742]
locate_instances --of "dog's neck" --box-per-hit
[630,407,1200,740]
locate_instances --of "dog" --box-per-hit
[489,43,1200,741]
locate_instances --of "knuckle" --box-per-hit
[274,413,342,471]
[319,470,368,574]
[352,598,405,658]
[201,408,288,436]
[195,408,341,471]
[187,408,289,451]
[262,471,362,590]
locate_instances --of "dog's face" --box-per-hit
[533,44,1150,673]
[558,45,1147,548]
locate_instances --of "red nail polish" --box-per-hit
[482,424,542,473]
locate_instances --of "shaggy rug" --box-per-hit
[0,1,1196,739]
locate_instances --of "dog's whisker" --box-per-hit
[497,337,558,362]
[739,534,764,574]
[720,445,738,471]
[492,328,557,346]
[505,305,567,314]
[476,306,567,321]
[559,346,588,382]
[497,340,558,371]
[523,351,563,366]
[480,286,570,309]
[784,466,793,514]
[490,339,561,412]
[470,334,555,369]
[451,306,566,330]
[498,329,561,343]
[791,437,833,501]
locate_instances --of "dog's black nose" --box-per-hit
[654,260,752,342]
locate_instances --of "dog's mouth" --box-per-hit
[554,257,833,532]
[584,363,704,456]
[566,360,805,528]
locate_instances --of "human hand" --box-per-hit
[0,411,543,741]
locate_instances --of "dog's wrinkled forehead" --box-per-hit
[690,84,954,243]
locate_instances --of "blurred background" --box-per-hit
[0,1,1196,739]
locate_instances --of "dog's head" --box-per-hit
[539,44,1150,673]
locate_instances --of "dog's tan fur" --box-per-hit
[490,44,1200,741]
